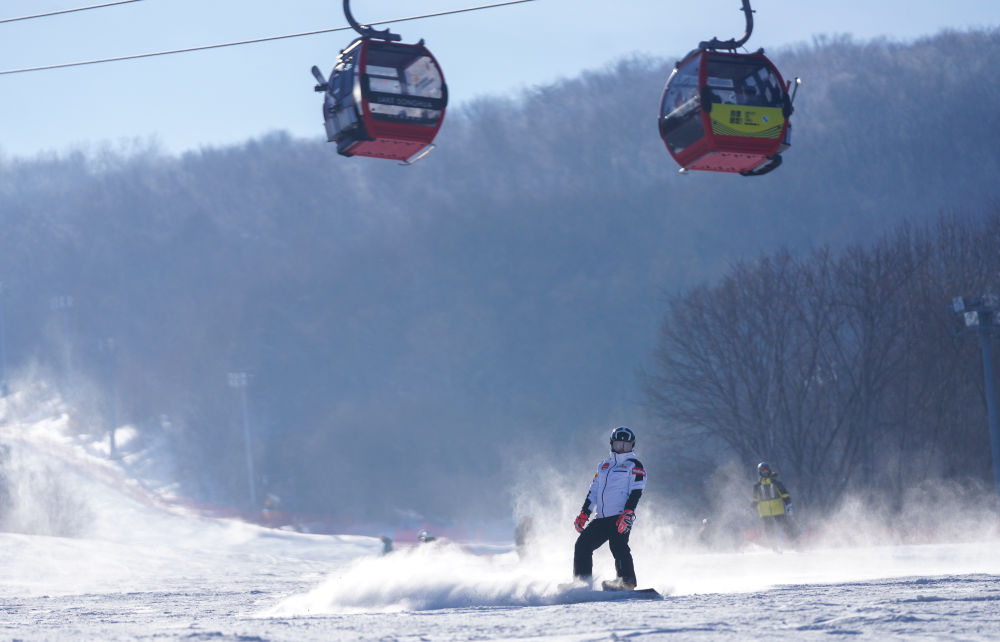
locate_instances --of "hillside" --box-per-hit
[0,28,997,521]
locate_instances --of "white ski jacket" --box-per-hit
[583,451,647,519]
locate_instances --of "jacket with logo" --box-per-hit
[580,451,647,519]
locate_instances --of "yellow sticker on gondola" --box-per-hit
[710,105,784,139]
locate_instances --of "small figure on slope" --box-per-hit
[751,461,799,546]
[515,516,534,560]
[572,427,647,590]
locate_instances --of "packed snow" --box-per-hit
[2,389,999,640]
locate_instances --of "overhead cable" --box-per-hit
[0,0,536,76]
[0,0,143,25]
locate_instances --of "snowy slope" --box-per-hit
[2,395,1000,640]
[0,410,377,601]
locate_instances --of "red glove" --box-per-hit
[616,509,636,534]
[574,511,589,533]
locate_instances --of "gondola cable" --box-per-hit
[0,0,144,26]
[0,0,535,76]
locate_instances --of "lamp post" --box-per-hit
[0,282,8,397]
[227,371,257,509]
[99,337,118,458]
[49,295,75,394]
[951,295,1000,513]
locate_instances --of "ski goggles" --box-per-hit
[611,439,634,452]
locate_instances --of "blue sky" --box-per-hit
[1,0,998,158]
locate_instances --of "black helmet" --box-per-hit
[610,427,636,452]
[757,461,772,477]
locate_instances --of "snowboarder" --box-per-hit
[751,461,799,545]
[417,529,437,544]
[572,427,647,590]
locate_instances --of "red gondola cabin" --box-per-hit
[659,49,793,175]
[317,38,448,162]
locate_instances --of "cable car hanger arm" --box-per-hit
[344,0,401,41]
[699,0,754,51]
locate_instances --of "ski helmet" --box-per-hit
[610,427,636,452]
[757,461,772,477]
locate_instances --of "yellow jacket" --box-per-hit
[752,474,790,517]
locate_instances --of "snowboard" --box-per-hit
[601,580,662,598]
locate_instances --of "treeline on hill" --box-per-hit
[646,210,1000,521]
[0,29,997,523]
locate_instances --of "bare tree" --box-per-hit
[646,209,1000,514]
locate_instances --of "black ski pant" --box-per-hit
[761,514,799,542]
[573,516,636,586]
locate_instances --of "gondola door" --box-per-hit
[353,40,447,162]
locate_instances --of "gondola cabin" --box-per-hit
[659,49,792,175]
[318,38,448,162]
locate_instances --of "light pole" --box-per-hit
[99,337,118,458]
[0,282,8,397]
[951,295,1000,513]
[49,295,75,394]
[227,371,257,509]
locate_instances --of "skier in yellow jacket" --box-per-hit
[751,462,799,545]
